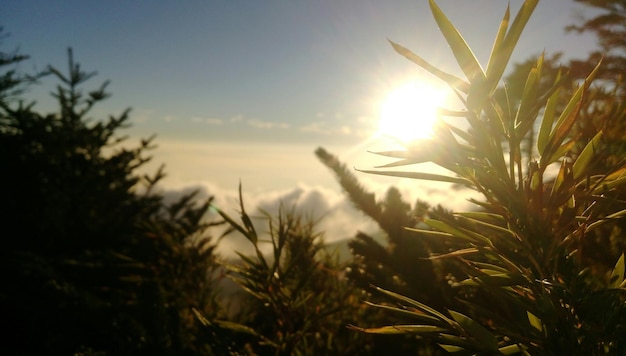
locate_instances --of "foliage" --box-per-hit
[567,0,626,85]
[350,0,626,354]
[316,148,458,309]
[208,185,372,355]
[0,48,223,355]
[0,27,45,103]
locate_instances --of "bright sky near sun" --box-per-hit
[1,1,602,249]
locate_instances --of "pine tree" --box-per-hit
[0,48,223,355]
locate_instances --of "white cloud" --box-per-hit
[191,116,223,125]
[298,114,375,139]
[156,179,377,258]
[133,108,154,123]
[300,121,353,136]
[142,139,482,258]
[230,114,244,123]
[246,118,289,129]
[155,175,479,259]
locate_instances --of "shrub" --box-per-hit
[350,0,626,354]
[0,48,223,355]
[209,186,373,355]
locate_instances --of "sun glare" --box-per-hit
[377,82,447,143]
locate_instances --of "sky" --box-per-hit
[1,0,602,254]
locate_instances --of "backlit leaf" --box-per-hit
[429,0,484,83]
[389,40,469,93]
[484,0,539,95]
[537,70,562,155]
[572,131,603,180]
[354,324,448,334]
[356,168,471,185]
[448,310,499,351]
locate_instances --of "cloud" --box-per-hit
[156,179,377,258]
[146,139,481,258]
[246,118,290,129]
[191,116,224,125]
[230,114,244,123]
[133,108,154,123]
[299,115,375,139]
[155,174,480,261]
[300,121,352,136]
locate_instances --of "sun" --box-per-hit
[377,81,447,143]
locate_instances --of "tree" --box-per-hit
[316,147,467,354]
[349,0,626,354]
[567,0,626,84]
[0,27,45,104]
[208,186,374,355]
[0,48,223,355]
[315,148,458,309]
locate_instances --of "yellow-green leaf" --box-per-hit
[355,324,448,334]
[448,310,499,351]
[364,301,448,326]
[484,0,539,95]
[356,168,472,185]
[544,60,602,158]
[527,311,543,332]
[425,219,493,246]
[429,0,484,82]
[389,40,469,93]
[610,254,625,289]
[373,285,454,324]
[537,70,562,154]
[572,130,603,180]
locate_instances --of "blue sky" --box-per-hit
[1,1,602,249]
[3,1,598,143]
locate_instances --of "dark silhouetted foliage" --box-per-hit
[210,186,376,355]
[0,48,223,355]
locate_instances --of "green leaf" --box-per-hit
[593,166,626,193]
[389,40,469,93]
[429,0,484,83]
[404,227,455,240]
[544,84,583,157]
[526,311,543,332]
[500,344,525,355]
[454,211,505,223]
[537,70,562,154]
[438,344,466,353]
[485,3,509,83]
[543,60,602,161]
[545,139,575,168]
[425,219,493,246]
[448,310,499,351]
[461,273,526,287]
[436,333,476,349]
[428,248,479,260]
[484,0,539,95]
[375,159,428,168]
[213,206,248,239]
[238,183,258,244]
[514,54,543,136]
[609,253,625,289]
[373,286,454,325]
[454,214,518,239]
[364,301,449,326]
[572,130,603,180]
[356,168,472,185]
[354,324,448,334]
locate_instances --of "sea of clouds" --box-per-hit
[159,173,481,259]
